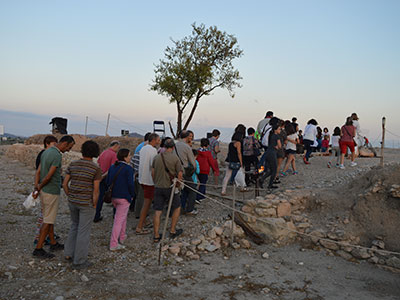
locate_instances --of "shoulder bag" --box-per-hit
[103,164,124,204]
[175,147,195,177]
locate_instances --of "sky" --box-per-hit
[0,0,399,144]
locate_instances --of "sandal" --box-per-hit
[153,234,162,243]
[144,222,153,229]
[169,228,183,239]
[135,228,151,235]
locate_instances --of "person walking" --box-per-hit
[208,129,221,186]
[327,127,341,168]
[281,123,299,176]
[196,138,218,202]
[339,117,357,169]
[108,149,135,251]
[33,135,75,258]
[63,141,102,269]
[303,119,318,164]
[94,140,120,222]
[152,139,184,242]
[242,127,260,185]
[136,133,160,234]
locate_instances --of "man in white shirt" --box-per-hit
[136,133,161,234]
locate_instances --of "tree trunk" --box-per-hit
[183,93,201,130]
[176,102,183,138]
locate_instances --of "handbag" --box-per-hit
[103,164,124,204]
[175,148,195,177]
[343,126,357,147]
[229,162,241,170]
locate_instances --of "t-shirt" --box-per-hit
[285,133,298,151]
[267,133,279,152]
[66,159,102,206]
[322,139,329,148]
[35,149,45,170]
[175,140,196,168]
[331,135,340,147]
[40,147,62,195]
[97,148,117,174]
[138,144,158,185]
[152,152,183,188]
[208,137,219,159]
[303,124,317,141]
[341,125,355,142]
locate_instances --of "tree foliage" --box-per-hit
[150,23,243,137]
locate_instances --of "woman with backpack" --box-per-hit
[242,127,261,185]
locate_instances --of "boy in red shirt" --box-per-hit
[196,138,218,203]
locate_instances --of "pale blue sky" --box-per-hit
[0,0,399,143]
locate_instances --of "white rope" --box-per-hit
[179,179,400,257]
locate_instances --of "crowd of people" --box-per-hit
[31,111,363,268]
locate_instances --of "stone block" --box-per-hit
[277,202,291,217]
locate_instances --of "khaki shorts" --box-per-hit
[40,191,60,224]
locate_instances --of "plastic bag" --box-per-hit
[234,168,246,188]
[23,192,39,209]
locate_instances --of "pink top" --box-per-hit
[97,148,118,174]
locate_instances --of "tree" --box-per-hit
[150,23,243,138]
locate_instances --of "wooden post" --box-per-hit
[380,117,386,167]
[231,185,236,246]
[158,179,177,266]
[105,113,111,136]
[84,116,88,136]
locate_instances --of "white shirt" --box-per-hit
[303,124,317,141]
[138,144,157,186]
[331,135,340,148]
[285,133,298,151]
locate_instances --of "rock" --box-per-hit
[191,239,202,246]
[186,251,194,257]
[241,205,254,214]
[319,239,339,251]
[208,229,217,239]
[244,199,257,207]
[231,242,240,249]
[55,296,64,300]
[175,257,184,263]
[168,246,181,255]
[277,202,291,217]
[343,218,350,224]
[80,275,89,282]
[371,240,385,249]
[8,265,17,270]
[336,250,353,260]
[262,252,270,259]
[189,254,200,260]
[256,200,273,209]
[223,221,245,238]
[351,248,371,259]
[28,261,35,266]
[368,256,379,264]
[296,222,311,229]
[309,230,326,244]
[5,272,12,280]
[213,227,223,236]
[205,244,218,252]
[255,208,276,217]
[386,257,400,269]
[251,217,296,242]
[239,239,251,249]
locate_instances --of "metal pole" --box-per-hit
[158,179,177,266]
[380,117,386,167]
[105,113,111,136]
[231,185,236,246]
[84,116,88,137]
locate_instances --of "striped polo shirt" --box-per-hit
[66,159,102,206]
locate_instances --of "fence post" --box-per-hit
[380,117,386,167]
[158,178,177,266]
[231,185,236,246]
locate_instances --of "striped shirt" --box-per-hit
[66,159,102,206]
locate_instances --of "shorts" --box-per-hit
[153,188,181,211]
[277,149,285,159]
[40,191,60,224]
[340,140,355,154]
[285,149,297,155]
[211,158,220,176]
[141,184,155,199]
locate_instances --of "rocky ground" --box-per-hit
[1,145,400,300]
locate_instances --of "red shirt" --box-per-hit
[341,125,355,143]
[197,148,217,175]
[97,148,118,174]
[322,139,329,148]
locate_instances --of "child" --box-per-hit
[196,139,217,203]
[327,127,341,168]
[321,135,330,153]
[281,123,299,176]
[323,127,330,141]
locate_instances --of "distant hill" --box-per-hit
[3,133,27,139]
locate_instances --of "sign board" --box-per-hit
[0,125,4,136]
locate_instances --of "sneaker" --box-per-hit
[335,163,340,167]
[280,172,287,177]
[93,216,103,223]
[327,162,332,168]
[32,248,55,259]
[185,209,198,216]
[350,162,357,167]
[339,164,345,169]
[169,228,183,239]
[273,179,281,184]
[50,242,64,251]
[195,199,202,205]
[293,171,298,175]
[72,261,93,270]
[110,244,126,251]
[303,157,310,165]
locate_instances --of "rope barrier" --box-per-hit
[178,179,400,257]
[386,129,400,139]
[110,114,147,134]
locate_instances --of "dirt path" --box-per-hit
[0,147,399,300]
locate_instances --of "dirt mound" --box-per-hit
[24,134,143,153]
[25,134,87,152]
[347,164,400,251]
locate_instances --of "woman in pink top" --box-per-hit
[339,117,357,169]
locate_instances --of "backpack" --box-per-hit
[243,136,254,156]
[261,124,272,147]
